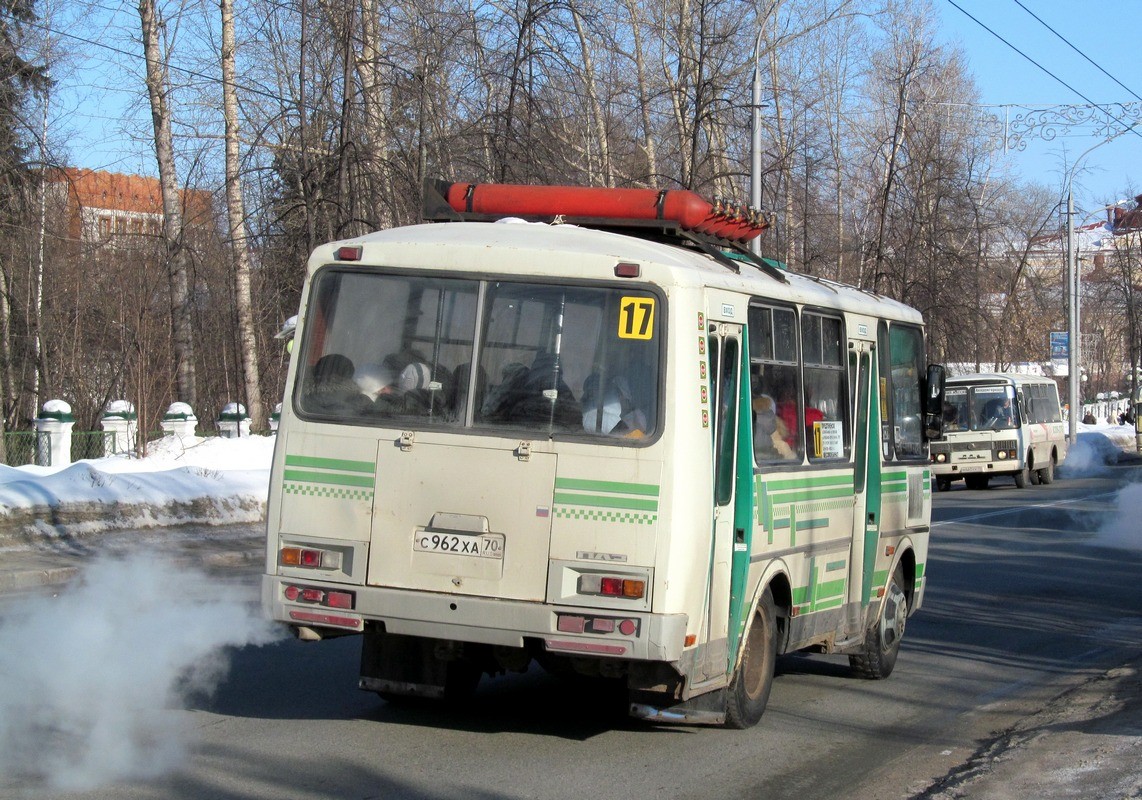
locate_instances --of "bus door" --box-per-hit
[845,339,882,639]
[702,322,755,682]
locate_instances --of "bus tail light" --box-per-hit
[282,583,355,610]
[280,546,342,570]
[578,574,646,599]
[556,613,640,636]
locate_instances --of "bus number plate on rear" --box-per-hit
[413,531,505,559]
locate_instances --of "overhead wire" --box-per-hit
[943,0,1142,140]
[1009,0,1142,106]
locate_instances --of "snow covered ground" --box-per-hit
[0,421,1137,540]
[0,434,275,539]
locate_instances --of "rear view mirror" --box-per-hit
[923,364,946,440]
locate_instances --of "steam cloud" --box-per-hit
[1097,482,1142,551]
[1059,434,1118,478]
[0,552,280,791]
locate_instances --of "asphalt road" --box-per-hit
[1,461,1140,799]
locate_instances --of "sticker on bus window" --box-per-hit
[618,296,655,339]
[813,421,845,459]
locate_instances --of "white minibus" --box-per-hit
[262,180,946,727]
[930,373,1066,490]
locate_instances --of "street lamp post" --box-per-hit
[1064,122,1139,444]
[750,33,763,256]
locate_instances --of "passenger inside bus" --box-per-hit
[752,392,795,459]
[981,397,1015,428]
[942,401,960,430]
[308,354,374,414]
[353,363,396,402]
[581,374,648,437]
[481,354,581,429]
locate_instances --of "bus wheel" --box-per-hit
[850,565,906,680]
[1014,465,1030,488]
[935,476,951,492]
[1039,458,1055,484]
[725,588,777,729]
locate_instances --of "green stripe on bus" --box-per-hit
[285,454,375,473]
[765,486,854,504]
[283,469,376,488]
[553,493,659,512]
[825,559,847,572]
[795,517,830,531]
[792,579,846,610]
[761,474,853,492]
[554,478,660,496]
[815,578,846,599]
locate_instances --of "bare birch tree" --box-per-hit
[138,0,196,406]
[220,0,264,430]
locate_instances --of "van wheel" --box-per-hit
[1014,466,1029,488]
[1039,458,1055,484]
[725,588,777,729]
[850,565,907,680]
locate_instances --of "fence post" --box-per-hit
[160,402,198,438]
[217,402,251,438]
[34,399,75,468]
[269,402,281,433]
[100,400,138,455]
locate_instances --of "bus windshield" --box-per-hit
[295,269,660,440]
[943,384,1017,432]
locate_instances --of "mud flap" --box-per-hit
[359,628,471,700]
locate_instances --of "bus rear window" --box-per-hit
[296,269,660,440]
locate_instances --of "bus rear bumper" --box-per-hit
[262,574,689,662]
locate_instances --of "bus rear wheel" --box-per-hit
[850,565,907,680]
[725,588,777,729]
[1039,458,1055,484]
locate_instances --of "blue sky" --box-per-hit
[39,0,1142,221]
[936,0,1142,217]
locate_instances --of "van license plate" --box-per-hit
[413,532,505,559]
[959,465,983,473]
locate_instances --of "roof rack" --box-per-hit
[422,179,785,282]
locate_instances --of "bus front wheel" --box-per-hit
[935,476,951,492]
[725,588,777,729]
[850,565,906,680]
[1014,464,1031,488]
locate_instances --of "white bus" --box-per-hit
[262,181,946,728]
[930,372,1066,491]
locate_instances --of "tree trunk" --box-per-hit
[138,0,197,408]
[221,0,265,431]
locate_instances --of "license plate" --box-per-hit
[958,465,983,473]
[413,531,505,559]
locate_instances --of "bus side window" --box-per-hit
[802,312,848,461]
[748,304,801,463]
